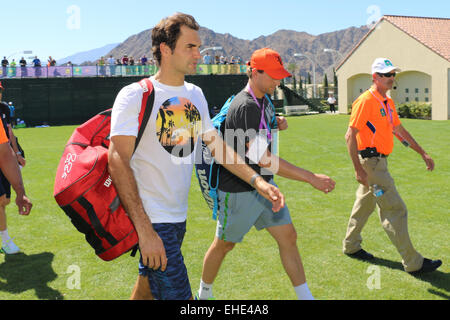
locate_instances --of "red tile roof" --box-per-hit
[337,15,450,70]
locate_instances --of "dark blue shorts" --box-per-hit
[138,221,191,300]
[0,170,11,199]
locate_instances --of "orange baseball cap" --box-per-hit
[247,48,292,80]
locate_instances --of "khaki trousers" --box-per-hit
[343,156,424,272]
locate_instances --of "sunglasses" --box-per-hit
[377,72,396,78]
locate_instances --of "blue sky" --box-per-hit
[2,0,449,61]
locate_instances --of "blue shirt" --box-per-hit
[9,105,14,117]
[203,55,212,65]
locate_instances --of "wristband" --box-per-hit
[16,151,22,156]
[250,173,261,187]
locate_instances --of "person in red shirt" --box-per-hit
[343,58,441,274]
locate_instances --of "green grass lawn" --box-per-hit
[0,114,448,300]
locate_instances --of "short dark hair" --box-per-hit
[152,12,200,66]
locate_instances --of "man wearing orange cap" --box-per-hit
[343,58,441,275]
[0,82,32,254]
[196,48,335,300]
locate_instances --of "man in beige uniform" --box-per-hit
[343,58,442,274]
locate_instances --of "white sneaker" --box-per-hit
[1,238,21,254]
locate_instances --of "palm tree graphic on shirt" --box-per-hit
[156,97,202,157]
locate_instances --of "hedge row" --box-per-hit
[347,102,432,120]
[397,102,432,120]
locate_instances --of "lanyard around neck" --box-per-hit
[246,84,272,141]
[369,89,393,128]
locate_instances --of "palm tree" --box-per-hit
[184,102,195,138]
[192,107,201,121]
[184,102,201,125]
[157,103,174,144]
[184,102,194,123]
[164,127,171,145]
[157,108,167,144]
[183,101,202,150]
[167,119,175,145]
[191,107,201,137]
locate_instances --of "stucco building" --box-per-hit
[336,15,450,120]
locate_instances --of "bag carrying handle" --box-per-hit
[135,79,155,151]
[130,78,155,257]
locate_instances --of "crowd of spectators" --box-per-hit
[1,54,157,69]
[1,56,47,78]
[100,53,244,66]
[202,53,244,65]
[1,56,56,68]
[2,53,243,70]
[98,54,156,66]
[1,53,159,78]
[1,52,245,80]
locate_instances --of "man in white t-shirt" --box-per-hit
[107,55,115,76]
[108,12,285,300]
[327,93,337,113]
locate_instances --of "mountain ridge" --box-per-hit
[106,24,370,79]
[61,25,370,79]
[57,43,120,66]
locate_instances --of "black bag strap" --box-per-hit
[130,245,139,257]
[129,79,154,258]
[135,79,155,152]
[78,197,118,246]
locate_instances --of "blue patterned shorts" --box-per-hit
[138,222,191,300]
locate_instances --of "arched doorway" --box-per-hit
[347,73,372,107]
[391,71,432,104]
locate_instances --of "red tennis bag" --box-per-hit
[53,79,154,261]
